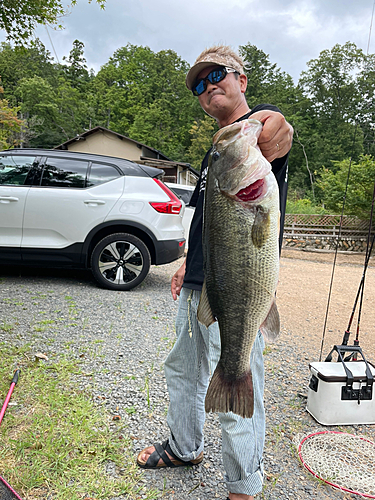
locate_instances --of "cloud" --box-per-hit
[2,0,374,83]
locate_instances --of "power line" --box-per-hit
[367,0,375,55]
[45,26,60,64]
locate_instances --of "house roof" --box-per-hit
[137,157,199,179]
[54,126,171,161]
[54,125,199,180]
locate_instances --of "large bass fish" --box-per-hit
[197,118,280,419]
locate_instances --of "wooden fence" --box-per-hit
[283,214,372,239]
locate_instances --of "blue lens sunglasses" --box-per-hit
[192,67,239,96]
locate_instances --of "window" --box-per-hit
[169,187,194,205]
[41,158,88,188]
[87,163,121,187]
[0,155,37,185]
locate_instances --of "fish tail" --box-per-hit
[205,364,254,418]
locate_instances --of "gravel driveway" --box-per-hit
[1,248,374,500]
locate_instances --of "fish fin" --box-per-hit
[205,364,254,418]
[260,299,280,343]
[197,280,216,327]
[251,206,270,248]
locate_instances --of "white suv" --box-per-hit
[165,183,195,247]
[0,149,185,290]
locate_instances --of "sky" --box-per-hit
[3,0,375,82]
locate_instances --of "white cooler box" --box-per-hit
[307,360,375,425]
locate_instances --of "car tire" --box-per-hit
[91,233,151,291]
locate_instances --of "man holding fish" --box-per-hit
[137,45,293,500]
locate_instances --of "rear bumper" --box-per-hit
[154,238,185,265]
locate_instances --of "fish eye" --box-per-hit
[212,151,220,162]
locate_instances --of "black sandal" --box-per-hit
[136,439,203,469]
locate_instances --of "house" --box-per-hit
[55,126,199,186]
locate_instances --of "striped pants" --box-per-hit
[164,287,265,496]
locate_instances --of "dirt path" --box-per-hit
[278,248,375,361]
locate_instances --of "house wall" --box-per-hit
[177,168,198,186]
[65,131,143,161]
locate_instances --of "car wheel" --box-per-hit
[91,233,151,290]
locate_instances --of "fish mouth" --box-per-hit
[235,179,265,202]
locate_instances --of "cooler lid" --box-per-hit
[310,361,375,383]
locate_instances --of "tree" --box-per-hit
[298,42,370,166]
[0,0,105,45]
[239,43,320,198]
[188,116,217,170]
[62,39,90,89]
[0,40,57,98]
[0,80,23,148]
[92,44,204,161]
[16,74,89,147]
[316,155,375,219]
[239,43,297,115]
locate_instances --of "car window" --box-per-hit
[0,155,37,185]
[41,158,89,188]
[169,187,194,205]
[87,163,121,187]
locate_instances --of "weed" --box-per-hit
[0,321,14,332]
[263,345,272,355]
[65,295,79,319]
[2,298,23,306]
[0,344,153,500]
[269,422,286,448]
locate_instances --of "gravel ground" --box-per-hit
[1,248,375,500]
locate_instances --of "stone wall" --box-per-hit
[282,236,369,252]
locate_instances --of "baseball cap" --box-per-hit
[186,46,244,91]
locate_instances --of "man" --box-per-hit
[137,45,293,500]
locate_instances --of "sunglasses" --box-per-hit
[192,67,239,96]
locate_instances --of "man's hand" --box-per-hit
[171,260,186,300]
[250,110,293,163]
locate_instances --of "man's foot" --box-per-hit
[137,443,174,468]
[136,439,203,469]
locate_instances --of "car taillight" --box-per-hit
[150,179,182,215]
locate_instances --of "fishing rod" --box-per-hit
[353,180,375,347]
[341,233,374,347]
[324,180,375,363]
[342,180,375,347]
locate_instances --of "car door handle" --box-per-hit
[0,196,19,203]
[84,200,106,206]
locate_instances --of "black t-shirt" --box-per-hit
[183,104,289,291]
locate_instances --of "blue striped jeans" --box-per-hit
[164,287,265,496]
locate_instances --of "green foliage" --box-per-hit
[240,43,300,116]
[62,39,91,89]
[0,344,158,500]
[92,44,204,160]
[0,0,105,45]
[316,155,375,219]
[0,40,95,147]
[188,115,217,170]
[286,197,328,215]
[0,81,23,148]
[0,37,374,202]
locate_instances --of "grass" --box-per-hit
[0,343,159,500]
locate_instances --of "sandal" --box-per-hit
[136,439,203,469]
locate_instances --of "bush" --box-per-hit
[286,197,328,214]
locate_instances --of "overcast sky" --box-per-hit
[4,0,375,82]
